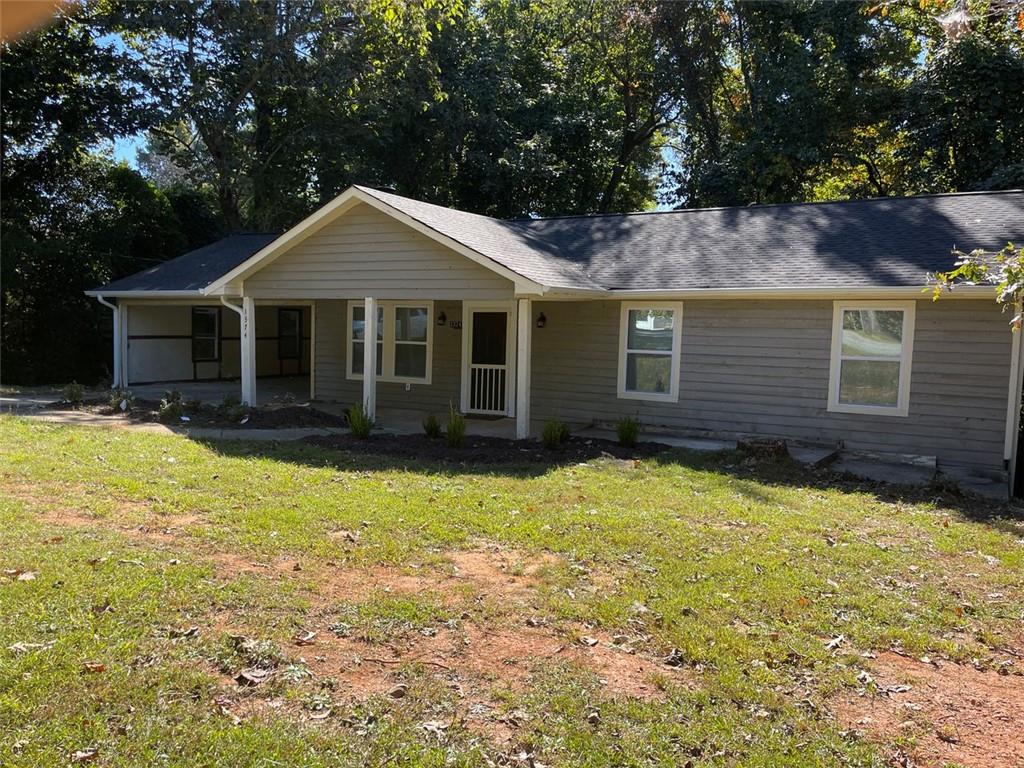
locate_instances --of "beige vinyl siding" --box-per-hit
[313,299,462,415]
[245,204,513,301]
[530,299,1010,470]
[125,304,309,384]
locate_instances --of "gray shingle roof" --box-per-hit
[89,233,278,293]
[510,190,1024,290]
[91,189,1023,294]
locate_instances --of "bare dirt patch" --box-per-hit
[206,544,685,743]
[832,651,1024,768]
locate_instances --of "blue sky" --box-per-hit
[112,134,143,166]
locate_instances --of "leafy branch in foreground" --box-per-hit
[931,242,1024,328]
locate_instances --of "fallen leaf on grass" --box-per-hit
[420,720,448,737]
[234,668,272,687]
[579,636,599,647]
[824,635,845,651]
[292,630,317,646]
[168,626,199,639]
[662,648,686,667]
[7,641,55,654]
[71,747,98,763]
[82,661,106,673]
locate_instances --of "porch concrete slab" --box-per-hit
[938,465,1010,501]
[575,427,735,452]
[831,457,937,487]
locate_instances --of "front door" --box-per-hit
[462,303,514,415]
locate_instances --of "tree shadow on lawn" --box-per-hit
[191,432,1023,532]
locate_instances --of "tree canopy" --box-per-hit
[2,0,1023,383]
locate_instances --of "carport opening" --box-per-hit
[124,303,312,404]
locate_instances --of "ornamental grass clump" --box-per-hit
[446,406,466,449]
[616,415,640,447]
[348,401,374,439]
[541,419,570,449]
[422,413,441,439]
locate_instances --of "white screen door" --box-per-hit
[464,306,512,415]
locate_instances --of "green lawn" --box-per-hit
[1,416,1021,767]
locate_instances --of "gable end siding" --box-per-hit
[244,204,513,300]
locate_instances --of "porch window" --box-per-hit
[278,308,301,360]
[617,302,682,402]
[394,306,429,378]
[191,307,219,362]
[828,302,915,417]
[347,300,433,383]
[350,304,383,377]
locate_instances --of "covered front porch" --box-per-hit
[304,296,536,440]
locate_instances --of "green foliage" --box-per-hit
[347,402,374,439]
[107,388,135,412]
[183,398,203,415]
[541,419,571,449]
[903,35,1024,194]
[158,390,184,423]
[932,242,1024,328]
[216,393,249,423]
[445,405,466,448]
[616,415,640,447]
[61,382,85,406]
[422,413,441,439]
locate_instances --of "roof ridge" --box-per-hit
[354,184,503,223]
[508,189,1024,223]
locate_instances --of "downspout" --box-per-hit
[95,295,122,388]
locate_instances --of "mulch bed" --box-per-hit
[303,433,670,465]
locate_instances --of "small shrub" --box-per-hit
[61,381,85,406]
[158,391,184,423]
[183,398,203,415]
[422,413,441,439]
[542,419,570,449]
[217,393,249,422]
[348,401,374,439]
[616,415,640,447]
[446,405,466,449]
[107,388,135,412]
[219,393,241,413]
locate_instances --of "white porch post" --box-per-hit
[363,296,377,420]
[516,298,532,439]
[96,296,125,387]
[241,296,257,406]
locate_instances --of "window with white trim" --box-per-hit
[347,301,433,383]
[828,301,915,417]
[617,302,683,402]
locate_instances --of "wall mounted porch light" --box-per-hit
[437,310,447,326]
[536,312,547,329]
